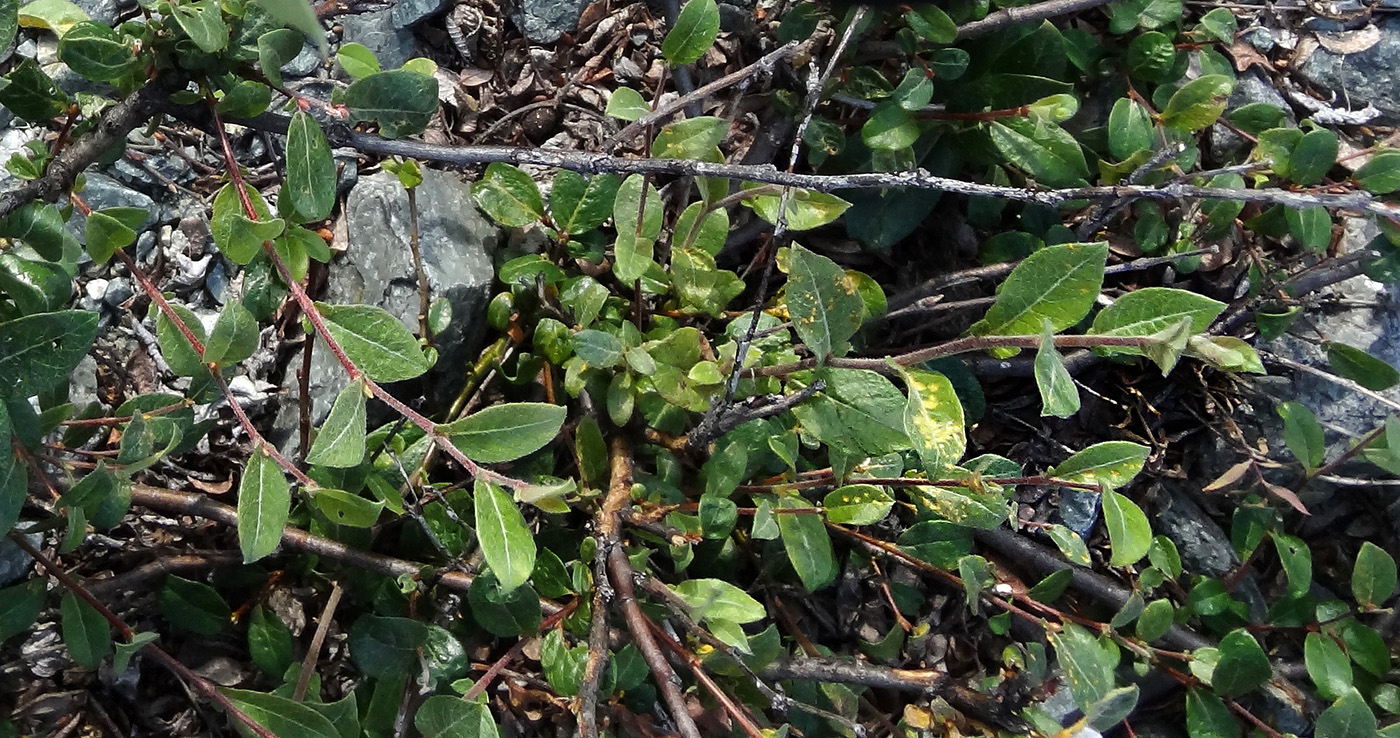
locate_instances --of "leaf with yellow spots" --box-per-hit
[906,482,1008,529]
[970,242,1108,347]
[1049,623,1117,710]
[890,364,965,478]
[785,244,864,361]
[1048,441,1149,489]
[822,484,893,525]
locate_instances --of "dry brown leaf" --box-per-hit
[1264,481,1312,516]
[1315,25,1381,55]
[1226,41,1272,72]
[1203,459,1252,492]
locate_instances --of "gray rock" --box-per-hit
[392,0,453,29]
[110,152,195,192]
[1269,219,1391,440]
[74,172,158,229]
[69,354,101,409]
[340,9,417,71]
[1152,482,1267,621]
[513,0,589,43]
[72,0,135,25]
[103,277,134,307]
[282,40,324,79]
[270,169,500,455]
[0,535,37,588]
[1210,70,1294,162]
[1297,17,1400,122]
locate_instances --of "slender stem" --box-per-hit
[747,334,1152,378]
[293,581,343,702]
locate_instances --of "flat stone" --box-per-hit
[0,535,37,588]
[513,0,589,43]
[1297,16,1400,122]
[270,169,500,456]
[340,9,417,71]
[391,0,453,29]
[282,40,324,78]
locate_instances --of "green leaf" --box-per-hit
[1354,151,1400,194]
[790,368,910,457]
[18,0,86,34]
[57,21,136,83]
[776,496,836,591]
[0,0,17,51]
[1186,688,1241,738]
[335,42,380,79]
[60,592,110,669]
[1305,632,1353,701]
[1160,75,1233,132]
[612,174,663,284]
[1108,98,1154,161]
[441,402,564,463]
[311,488,383,527]
[1325,342,1400,391]
[237,449,290,563]
[0,579,45,642]
[652,116,727,160]
[1136,599,1174,642]
[785,244,864,361]
[221,689,339,738]
[204,301,259,366]
[605,87,649,121]
[248,605,295,676]
[466,572,541,637]
[0,201,79,261]
[1277,401,1325,468]
[1102,490,1151,566]
[1290,128,1338,186]
[672,579,765,623]
[970,242,1108,339]
[549,171,619,235]
[1212,628,1271,696]
[822,484,894,525]
[1086,685,1139,732]
[316,302,430,382]
[572,330,622,368]
[154,303,209,378]
[474,480,536,592]
[988,121,1087,187]
[904,3,956,43]
[210,182,280,264]
[0,311,99,399]
[1035,319,1079,418]
[1353,540,1397,608]
[1195,6,1236,41]
[252,0,324,54]
[415,695,500,738]
[257,28,303,87]
[282,112,336,223]
[1049,441,1149,489]
[1049,623,1115,709]
[1271,532,1311,595]
[862,101,919,152]
[1315,689,1377,738]
[84,207,145,264]
[172,0,227,52]
[1286,205,1331,252]
[744,188,850,231]
[306,379,367,468]
[158,575,229,635]
[661,0,718,65]
[1336,619,1389,677]
[344,69,438,138]
[473,163,545,227]
[349,615,428,679]
[1090,287,1225,350]
[672,247,743,317]
[113,631,158,673]
[898,520,973,569]
[0,59,69,122]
